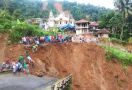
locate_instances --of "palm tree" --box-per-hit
[114,0,132,40]
[3,0,8,10]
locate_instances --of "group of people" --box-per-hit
[22,34,72,53]
[22,34,72,45]
[0,51,34,75]
[72,35,98,43]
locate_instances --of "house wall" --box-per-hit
[76,30,83,35]
[76,29,89,35]
[57,20,68,26]
[55,20,74,27]
[103,34,109,38]
[98,34,109,38]
[48,19,55,27]
[75,23,89,35]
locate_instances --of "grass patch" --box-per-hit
[102,45,132,66]
[64,79,72,90]
[110,38,127,45]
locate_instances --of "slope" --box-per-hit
[4,43,132,90]
[0,34,8,63]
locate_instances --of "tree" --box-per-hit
[99,11,124,39]
[62,1,111,21]
[13,9,21,19]
[48,0,58,15]
[109,12,123,38]
[39,10,49,18]
[99,11,115,28]
[114,0,132,40]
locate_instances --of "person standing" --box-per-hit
[32,44,38,53]
[18,55,24,65]
[23,61,29,75]
[22,37,27,45]
[12,61,17,74]
[16,62,23,74]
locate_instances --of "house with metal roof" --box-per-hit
[75,19,90,35]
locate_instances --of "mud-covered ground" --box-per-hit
[0,34,132,90]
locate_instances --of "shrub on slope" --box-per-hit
[103,45,132,65]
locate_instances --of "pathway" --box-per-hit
[0,74,57,90]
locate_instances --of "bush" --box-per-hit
[102,45,132,65]
[99,38,110,43]
[105,52,115,61]
[110,38,127,45]
[9,21,60,43]
[128,37,132,44]
[10,21,42,43]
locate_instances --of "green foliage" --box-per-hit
[99,0,132,41]
[13,9,21,19]
[128,37,132,44]
[100,11,123,31]
[103,45,132,65]
[10,21,38,43]
[110,38,127,45]
[114,0,132,18]
[9,20,59,43]
[48,0,58,15]
[39,10,49,18]
[99,10,132,41]
[0,10,60,43]
[6,0,43,19]
[64,83,72,90]
[105,52,115,61]
[100,38,110,43]
[62,1,111,21]
[114,0,132,40]
[0,10,12,33]
[63,79,72,90]
[0,0,112,21]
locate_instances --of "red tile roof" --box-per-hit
[75,19,89,24]
[90,22,99,26]
[97,29,110,34]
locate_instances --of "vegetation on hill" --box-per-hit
[100,0,132,41]
[0,0,112,21]
[103,45,132,66]
[62,1,111,21]
[0,0,43,19]
[0,9,59,43]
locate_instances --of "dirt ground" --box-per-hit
[0,34,8,63]
[1,34,132,90]
[125,44,132,52]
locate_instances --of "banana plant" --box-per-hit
[115,0,132,18]
[114,0,132,40]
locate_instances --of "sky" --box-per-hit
[42,0,115,9]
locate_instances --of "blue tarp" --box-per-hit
[60,24,75,31]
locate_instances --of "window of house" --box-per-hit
[82,24,86,27]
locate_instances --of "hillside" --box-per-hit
[45,0,112,21]
[3,41,132,90]
[0,0,111,21]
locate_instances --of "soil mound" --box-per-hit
[4,42,132,90]
[0,34,8,62]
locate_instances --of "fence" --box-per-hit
[0,63,12,73]
[51,74,72,90]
